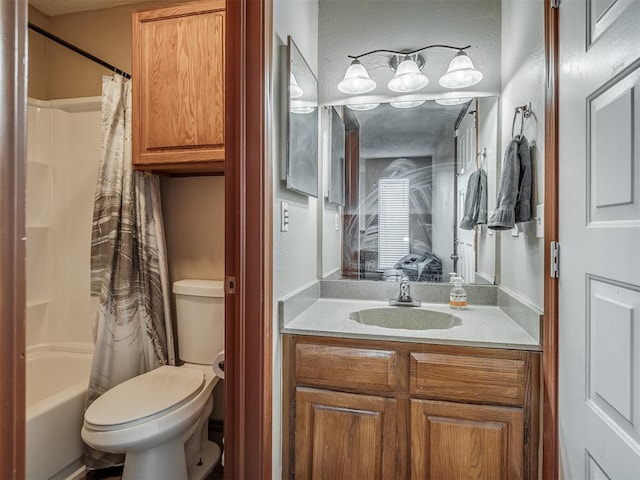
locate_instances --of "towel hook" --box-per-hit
[511,102,531,138]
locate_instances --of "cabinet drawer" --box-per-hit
[410,352,525,406]
[295,344,399,393]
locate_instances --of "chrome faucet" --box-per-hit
[389,276,421,307]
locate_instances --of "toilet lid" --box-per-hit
[85,366,204,429]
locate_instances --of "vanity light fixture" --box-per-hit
[289,72,303,98]
[346,102,380,111]
[338,44,482,94]
[337,59,377,94]
[387,55,429,92]
[435,97,472,106]
[439,51,483,88]
[390,100,426,109]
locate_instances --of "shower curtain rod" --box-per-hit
[28,22,132,79]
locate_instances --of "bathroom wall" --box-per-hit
[498,0,545,309]
[317,0,502,105]
[476,96,499,284]
[27,7,50,100]
[272,0,319,477]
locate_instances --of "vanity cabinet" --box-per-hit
[283,335,540,480]
[132,0,225,174]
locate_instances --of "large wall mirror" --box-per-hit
[315,0,543,287]
[334,97,499,284]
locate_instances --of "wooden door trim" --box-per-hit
[543,1,559,478]
[0,1,27,478]
[224,0,273,477]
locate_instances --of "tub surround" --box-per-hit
[279,279,541,351]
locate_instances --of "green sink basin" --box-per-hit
[350,307,462,330]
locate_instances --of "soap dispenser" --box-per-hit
[449,276,467,310]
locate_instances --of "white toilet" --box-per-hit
[82,279,224,480]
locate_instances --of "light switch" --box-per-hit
[535,204,544,238]
[280,201,289,232]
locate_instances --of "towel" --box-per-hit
[459,169,487,230]
[488,135,533,230]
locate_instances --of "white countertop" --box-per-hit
[282,298,541,351]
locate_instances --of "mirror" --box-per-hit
[286,36,319,197]
[334,97,499,284]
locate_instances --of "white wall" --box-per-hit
[476,96,499,283]
[272,1,319,477]
[498,0,545,309]
[26,98,99,348]
[317,0,502,105]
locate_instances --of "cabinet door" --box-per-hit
[295,387,402,480]
[132,0,225,172]
[411,399,524,480]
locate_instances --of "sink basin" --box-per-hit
[349,307,462,330]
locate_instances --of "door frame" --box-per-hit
[0,1,27,478]
[543,1,559,478]
[0,0,559,478]
[224,0,273,478]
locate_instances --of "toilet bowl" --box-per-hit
[82,279,225,480]
[81,365,220,480]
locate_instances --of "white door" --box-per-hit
[559,0,640,477]
[456,105,477,283]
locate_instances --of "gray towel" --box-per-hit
[488,135,533,230]
[459,169,487,230]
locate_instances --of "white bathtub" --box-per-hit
[26,344,93,480]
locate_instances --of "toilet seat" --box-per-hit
[85,366,204,432]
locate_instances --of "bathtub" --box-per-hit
[26,344,93,480]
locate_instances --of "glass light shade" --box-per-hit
[439,51,484,89]
[435,97,472,106]
[346,102,380,111]
[337,60,377,94]
[387,57,429,93]
[390,100,426,109]
[289,73,303,98]
[291,106,315,114]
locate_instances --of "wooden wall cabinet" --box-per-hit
[284,335,540,480]
[132,0,225,174]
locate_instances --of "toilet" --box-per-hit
[81,280,224,480]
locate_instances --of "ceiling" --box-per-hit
[29,0,157,16]
[351,101,465,159]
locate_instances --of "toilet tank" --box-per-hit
[173,279,224,365]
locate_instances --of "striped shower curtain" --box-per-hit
[85,74,176,470]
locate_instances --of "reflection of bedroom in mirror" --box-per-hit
[337,97,499,284]
[285,36,319,197]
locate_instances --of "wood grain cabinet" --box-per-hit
[132,0,225,174]
[284,335,540,480]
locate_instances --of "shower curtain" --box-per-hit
[85,74,176,469]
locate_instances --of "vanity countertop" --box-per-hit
[281,298,541,351]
